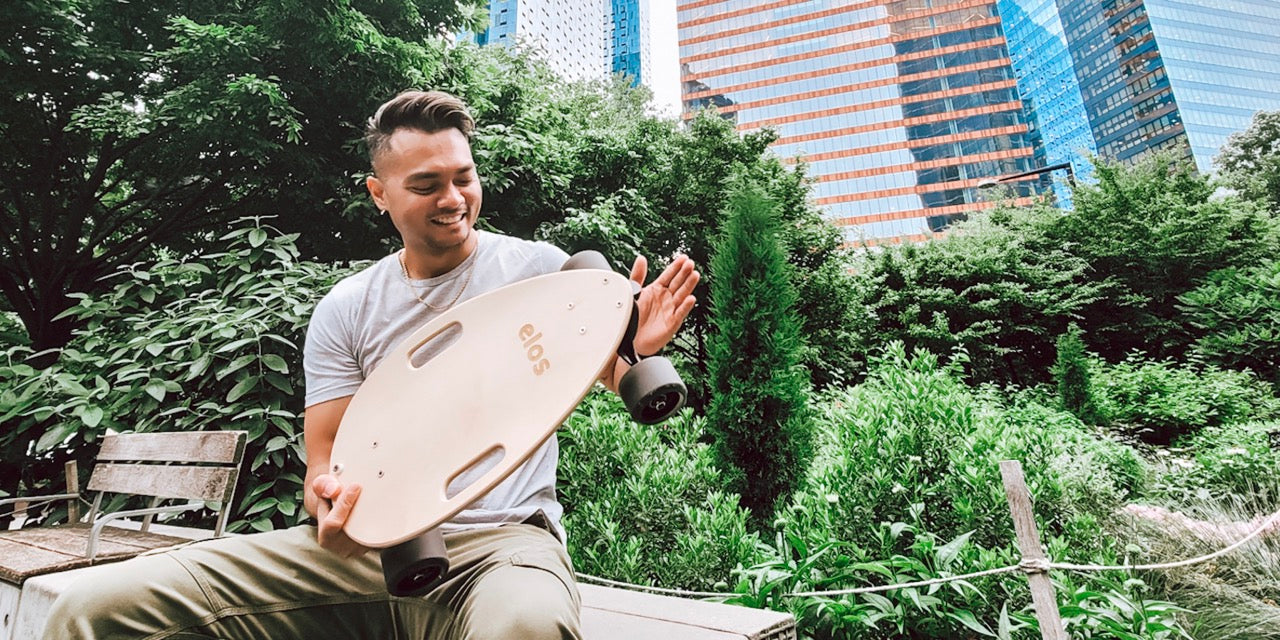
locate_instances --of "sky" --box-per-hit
[648,0,682,117]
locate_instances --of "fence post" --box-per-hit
[999,460,1067,640]
[65,460,79,524]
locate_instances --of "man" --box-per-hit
[44,90,699,639]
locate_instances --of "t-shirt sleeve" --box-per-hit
[303,290,364,407]
[535,241,571,275]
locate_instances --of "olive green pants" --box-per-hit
[43,524,581,640]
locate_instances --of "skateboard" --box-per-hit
[329,251,687,596]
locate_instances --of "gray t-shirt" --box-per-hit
[304,229,571,540]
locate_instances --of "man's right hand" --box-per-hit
[311,473,373,559]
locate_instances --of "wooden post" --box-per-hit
[1000,460,1067,640]
[64,460,79,524]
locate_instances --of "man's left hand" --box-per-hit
[628,254,700,357]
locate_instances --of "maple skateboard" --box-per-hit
[329,251,687,596]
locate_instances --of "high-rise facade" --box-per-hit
[1001,0,1280,174]
[612,0,652,85]
[679,0,1047,245]
[471,0,610,82]
[470,0,653,87]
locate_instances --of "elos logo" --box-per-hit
[518,323,551,376]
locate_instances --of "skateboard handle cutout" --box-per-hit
[407,322,463,369]
[444,444,506,500]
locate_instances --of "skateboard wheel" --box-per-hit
[381,529,450,597]
[561,250,611,272]
[618,356,687,424]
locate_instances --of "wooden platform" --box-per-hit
[1,523,795,640]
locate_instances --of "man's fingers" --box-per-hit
[311,474,340,500]
[629,255,647,286]
[325,483,362,527]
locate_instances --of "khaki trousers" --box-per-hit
[43,524,581,640]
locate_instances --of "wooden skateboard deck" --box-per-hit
[330,268,634,548]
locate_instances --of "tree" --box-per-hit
[1217,110,1280,214]
[1053,155,1279,361]
[1178,259,1280,385]
[1054,324,1100,424]
[1,0,484,357]
[704,179,813,523]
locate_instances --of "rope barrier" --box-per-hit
[576,505,1280,600]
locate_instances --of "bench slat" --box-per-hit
[579,585,795,640]
[95,431,245,464]
[86,464,235,502]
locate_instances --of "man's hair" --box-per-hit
[364,90,475,169]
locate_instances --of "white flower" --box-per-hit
[1225,447,1248,456]
[825,493,839,504]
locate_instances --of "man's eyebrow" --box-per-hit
[405,164,475,181]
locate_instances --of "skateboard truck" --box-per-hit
[561,250,688,424]
[382,528,449,597]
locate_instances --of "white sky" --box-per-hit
[648,0,682,117]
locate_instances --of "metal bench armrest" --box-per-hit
[0,494,81,513]
[87,502,204,559]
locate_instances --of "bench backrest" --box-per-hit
[86,431,247,535]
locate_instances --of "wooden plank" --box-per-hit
[0,539,84,586]
[1000,460,1067,640]
[95,431,246,464]
[63,462,78,525]
[579,585,795,640]
[86,464,234,502]
[582,607,745,640]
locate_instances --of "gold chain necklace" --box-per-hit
[397,249,476,311]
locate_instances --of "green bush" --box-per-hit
[1090,356,1280,445]
[1150,421,1280,512]
[0,220,358,530]
[1178,259,1280,385]
[1055,324,1101,424]
[558,390,760,591]
[705,179,814,522]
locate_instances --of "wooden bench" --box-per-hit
[0,431,247,586]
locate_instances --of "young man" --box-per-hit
[44,90,699,639]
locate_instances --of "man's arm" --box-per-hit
[302,395,371,558]
[602,254,700,392]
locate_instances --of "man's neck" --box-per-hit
[402,235,477,279]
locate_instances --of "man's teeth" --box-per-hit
[432,214,465,224]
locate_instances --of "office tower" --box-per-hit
[679,0,1046,245]
[472,0,610,82]
[1001,0,1280,174]
[612,0,652,86]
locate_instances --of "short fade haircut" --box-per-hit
[364,90,475,170]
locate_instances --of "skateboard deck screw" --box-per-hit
[377,470,385,478]
[567,302,575,310]
[579,327,587,334]
[332,463,344,475]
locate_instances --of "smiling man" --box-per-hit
[44,91,699,640]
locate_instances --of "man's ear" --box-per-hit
[366,175,388,212]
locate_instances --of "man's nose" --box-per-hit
[438,182,462,209]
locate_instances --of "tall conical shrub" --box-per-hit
[1055,323,1100,424]
[705,178,813,523]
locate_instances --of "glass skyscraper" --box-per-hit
[612,0,652,86]
[1001,0,1280,174]
[679,0,1047,245]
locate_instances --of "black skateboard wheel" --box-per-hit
[381,528,450,597]
[561,250,612,272]
[618,356,687,424]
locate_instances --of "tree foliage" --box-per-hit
[705,179,813,522]
[1178,259,1280,385]
[0,220,356,528]
[1217,109,1280,214]
[1,0,484,355]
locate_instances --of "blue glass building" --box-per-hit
[466,0,609,81]
[1000,0,1280,175]
[611,0,651,86]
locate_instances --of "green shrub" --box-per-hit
[1055,324,1101,424]
[558,390,760,591]
[1090,356,1280,445]
[1178,259,1280,385]
[1150,421,1280,512]
[705,179,813,522]
[0,220,358,530]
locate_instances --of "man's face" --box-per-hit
[366,127,482,256]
